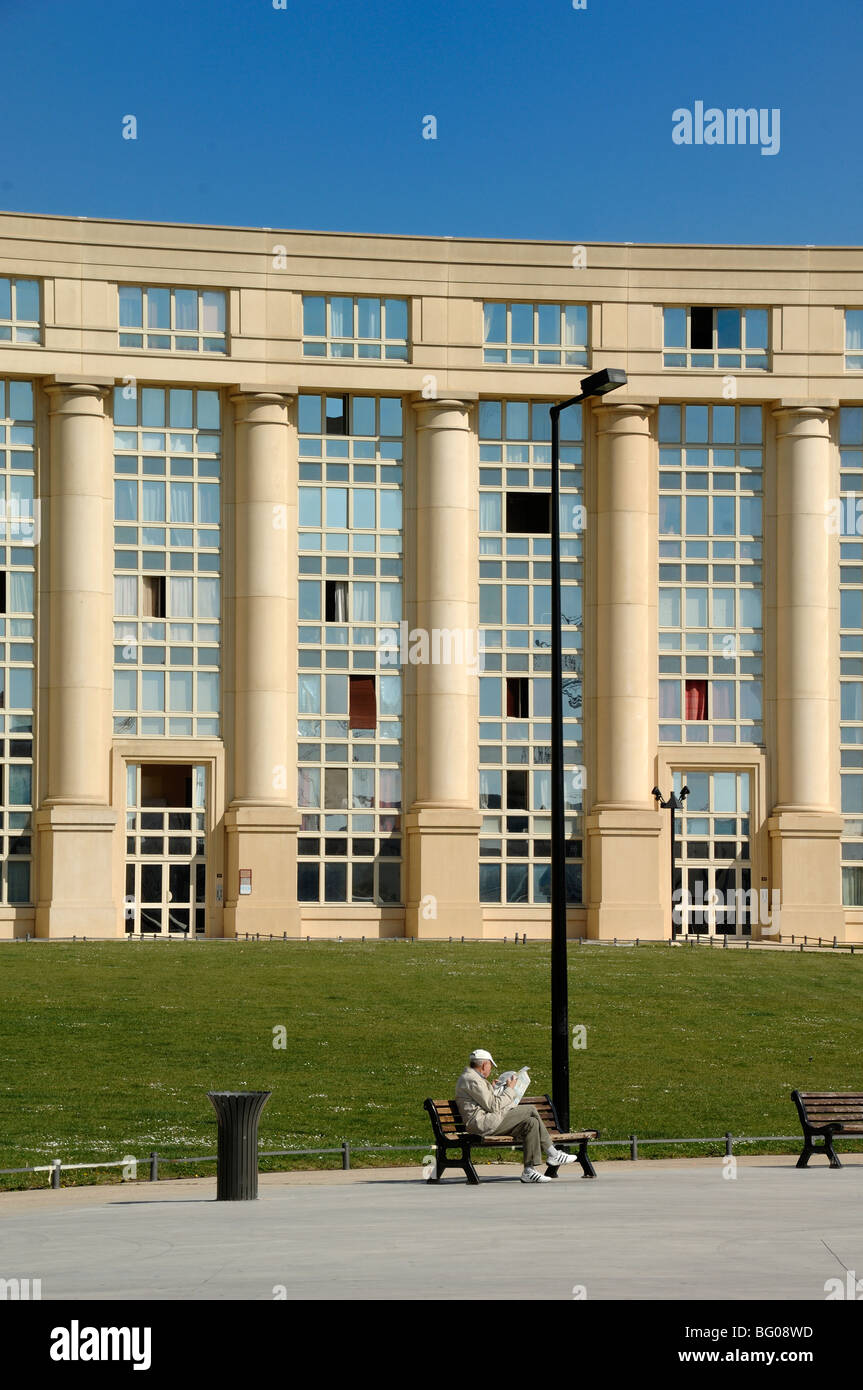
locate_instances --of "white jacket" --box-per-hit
[455,1066,517,1136]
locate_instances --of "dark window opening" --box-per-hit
[506,492,550,534]
[143,574,166,618]
[690,307,714,349]
[141,763,193,808]
[349,675,376,731]
[685,680,708,720]
[325,579,349,622]
[506,769,528,810]
[506,676,529,718]
[325,395,348,435]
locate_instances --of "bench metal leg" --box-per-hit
[577,1139,597,1178]
[797,1132,843,1169]
[462,1145,481,1185]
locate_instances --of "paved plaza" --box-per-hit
[1,1155,861,1300]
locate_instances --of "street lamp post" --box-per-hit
[652,784,689,938]
[549,367,626,1130]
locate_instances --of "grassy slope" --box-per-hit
[1,940,861,1186]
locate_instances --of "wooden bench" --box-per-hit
[791,1090,863,1168]
[423,1094,599,1184]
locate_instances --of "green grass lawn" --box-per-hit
[1,939,862,1189]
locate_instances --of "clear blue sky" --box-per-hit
[1,0,860,244]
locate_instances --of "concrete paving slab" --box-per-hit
[1,1157,860,1301]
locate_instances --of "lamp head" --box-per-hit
[579,367,627,398]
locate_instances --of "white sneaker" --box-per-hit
[520,1166,553,1183]
[547,1146,579,1166]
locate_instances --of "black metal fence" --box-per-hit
[1,1132,832,1188]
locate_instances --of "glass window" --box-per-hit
[482,303,589,366]
[119,287,226,352]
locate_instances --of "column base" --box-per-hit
[586,808,666,940]
[404,806,483,939]
[35,804,119,938]
[767,810,846,940]
[223,804,302,937]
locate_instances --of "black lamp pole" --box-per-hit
[652,785,689,937]
[549,367,626,1130]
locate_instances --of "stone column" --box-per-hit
[223,388,301,936]
[35,378,117,937]
[585,401,665,938]
[405,395,482,938]
[768,404,844,938]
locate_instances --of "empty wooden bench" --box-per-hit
[791,1090,863,1168]
[423,1094,599,1184]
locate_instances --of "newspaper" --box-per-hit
[493,1066,531,1103]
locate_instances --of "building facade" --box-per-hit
[0,211,860,940]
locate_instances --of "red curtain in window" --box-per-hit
[684,679,708,720]
[349,676,377,730]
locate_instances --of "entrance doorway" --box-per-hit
[125,763,206,934]
[671,770,753,937]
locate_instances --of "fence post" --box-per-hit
[725,1132,733,1156]
[149,1150,159,1182]
[51,1160,61,1189]
[341,1141,351,1171]
[630,1134,638,1161]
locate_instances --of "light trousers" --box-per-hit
[490,1104,552,1168]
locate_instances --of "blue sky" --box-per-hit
[1,0,860,243]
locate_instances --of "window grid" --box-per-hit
[125,763,206,934]
[0,379,36,904]
[672,770,752,937]
[0,278,40,344]
[838,406,863,902]
[477,398,584,905]
[845,312,863,372]
[658,403,764,745]
[302,297,409,360]
[663,308,769,370]
[296,394,404,906]
[483,303,588,367]
[112,387,221,737]
[118,287,227,354]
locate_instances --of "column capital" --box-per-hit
[230,386,296,424]
[45,379,110,412]
[772,401,837,435]
[594,400,656,436]
[411,394,477,426]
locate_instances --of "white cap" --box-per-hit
[470,1049,496,1065]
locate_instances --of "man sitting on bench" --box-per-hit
[455,1048,579,1183]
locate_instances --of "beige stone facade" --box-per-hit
[0,211,861,940]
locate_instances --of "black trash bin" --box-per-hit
[207,1090,271,1200]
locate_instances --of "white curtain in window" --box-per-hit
[848,311,863,351]
[329,298,353,338]
[169,577,193,618]
[114,575,138,616]
[197,578,220,620]
[297,768,320,807]
[9,572,33,614]
[142,480,165,523]
[298,674,321,714]
[351,582,374,621]
[479,494,501,532]
[332,582,348,622]
[170,483,194,524]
